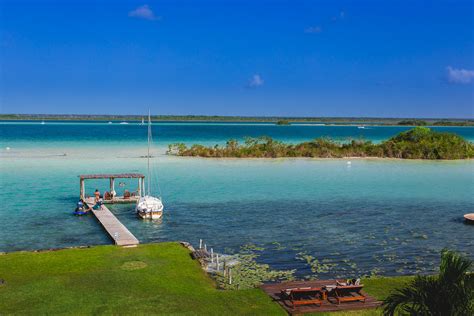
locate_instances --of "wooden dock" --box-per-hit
[261,279,382,315]
[85,198,139,247]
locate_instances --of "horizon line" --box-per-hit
[1,113,473,121]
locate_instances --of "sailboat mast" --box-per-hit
[147,110,151,196]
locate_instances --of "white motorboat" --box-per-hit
[136,111,164,220]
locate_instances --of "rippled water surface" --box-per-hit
[1,122,473,278]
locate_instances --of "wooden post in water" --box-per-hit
[110,178,115,198]
[138,178,142,197]
[80,179,85,199]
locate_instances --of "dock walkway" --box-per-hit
[85,198,139,247]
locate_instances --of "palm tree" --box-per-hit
[383,249,473,316]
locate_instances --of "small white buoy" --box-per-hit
[347,161,352,165]
[5,147,10,151]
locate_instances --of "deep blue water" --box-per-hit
[1,121,474,147]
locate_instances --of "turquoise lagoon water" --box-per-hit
[1,122,473,278]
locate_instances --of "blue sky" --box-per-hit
[1,0,473,118]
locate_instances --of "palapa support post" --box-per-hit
[229,268,232,285]
[138,178,142,197]
[199,239,202,249]
[204,244,207,251]
[80,179,85,199]
[216,254,220,270]
[110,178,115,198]
[211,248,214,263]
[223,260,227,277]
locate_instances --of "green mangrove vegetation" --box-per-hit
[276,119,291,125]
[397,119,428,126]
[167,127,474,160]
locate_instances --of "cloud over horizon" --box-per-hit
[305,26,322,34]
[128,5,159,20]
[247,74,264,88]
[446,66,474,84]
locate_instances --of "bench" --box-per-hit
[333,285,366,304]
[281,287,325,308]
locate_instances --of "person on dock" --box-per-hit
[94,189,101,203]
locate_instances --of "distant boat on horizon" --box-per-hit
[119,122,129,125]
[108,121,113,124]
[40,121,45,125]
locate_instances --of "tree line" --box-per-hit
[167,127,474,160]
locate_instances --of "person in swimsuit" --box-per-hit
[94,189,100,203]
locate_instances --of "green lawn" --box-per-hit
[0,242,283,315]
[0,242,412,315]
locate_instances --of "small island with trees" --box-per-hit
[276,120,291,125]
[168,127,474,160]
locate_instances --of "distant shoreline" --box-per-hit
[1,114,474,126]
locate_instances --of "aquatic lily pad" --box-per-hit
[120,261,147,271]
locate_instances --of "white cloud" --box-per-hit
[128,5,159,20]
[305,26,322,34]
[446,66,474,84]
[247,74,264,88]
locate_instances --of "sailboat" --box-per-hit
[136,111,164,220]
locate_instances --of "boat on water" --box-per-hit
[464,213,474,224]
[136,111,164,220]
[120,122,129,125]
[40,121,45,125]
